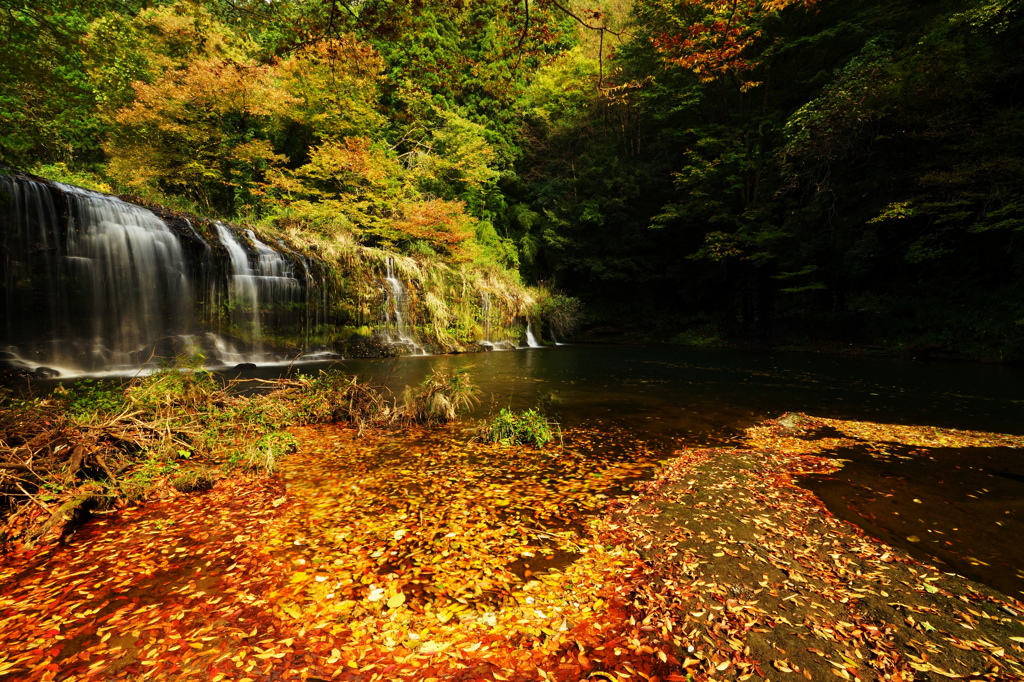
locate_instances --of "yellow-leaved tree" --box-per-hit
[99,2,297,214]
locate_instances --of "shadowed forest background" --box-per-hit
[3,0,1023,361]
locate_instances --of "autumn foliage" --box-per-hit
[649,0,816,85]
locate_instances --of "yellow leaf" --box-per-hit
[387,592,406,608]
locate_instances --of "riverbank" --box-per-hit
[1,414,1023,680]
[0,423,672,681]
[612,415,1024,680]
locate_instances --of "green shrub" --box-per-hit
[486,407,560,447]
[670,324,721,347]
[62,380,128,423]
[538,293,583,339]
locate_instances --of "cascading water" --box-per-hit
[524,320,543,348]
[213,224,305,363]
[1,173,548,377]
[380,258,424,355]
[478,291,514,350]
[1,175,192,373]
[277,239,330,359]
[480,292,492,347]
[0,174,331,376]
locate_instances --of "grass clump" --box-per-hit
[169,467,219,493]
[399,369,481,426]
[485,407,560,447]
[227,431,299,475]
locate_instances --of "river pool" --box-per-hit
[240,344,1024,597]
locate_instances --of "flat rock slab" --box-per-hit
[610,444,1024,681]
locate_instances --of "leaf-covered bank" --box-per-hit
[610,415,1024,681]
[0,362,484,546]
[2,415,1024,680]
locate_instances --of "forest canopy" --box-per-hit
[2,0,1022,360]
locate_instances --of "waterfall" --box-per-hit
[524,320,543,348]
[380,257,424,355]
[480,291,493,347]
[0,174,332,376]
[214,224,305,363]
[477,291,514,350]
[1,175,192,373]
[216,222,261,348]
[278,239,327,357]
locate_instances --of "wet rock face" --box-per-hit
[0,356,60,379]
[0,359,32,382]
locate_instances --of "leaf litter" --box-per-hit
[0,414,1022,681]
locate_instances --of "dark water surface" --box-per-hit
[44,344,1019,597]
[801,443,1024,599]
[243,344,1024,439]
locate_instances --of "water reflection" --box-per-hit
[237,345,1024,443]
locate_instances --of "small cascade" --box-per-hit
[524,319,543,348]
[479,292,493,348]
[278,239,329,354]
[213,224,302,363]
[380,257,425,355]
[477,292,514,350]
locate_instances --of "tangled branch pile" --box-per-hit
[0,361,479,546]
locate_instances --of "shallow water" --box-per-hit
[3,344,1022,678]
[802,442,1024,599]
[238,344,1024,440]
[26,343,1024,595]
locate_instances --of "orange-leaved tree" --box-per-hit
[392,199,477,260]
[646,0,816,89]
[100,1,299,215]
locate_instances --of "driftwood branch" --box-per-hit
[25,489,102,545]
